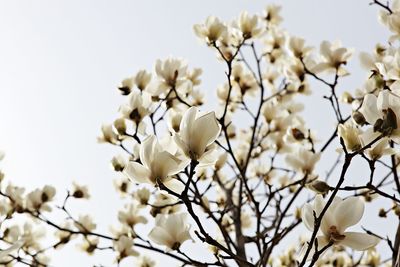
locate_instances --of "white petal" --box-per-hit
[148,227,173,248]
[314,195,336,236]
[301,203,315,232]
[378,89,400,110]
[152,151,182,180]
[340,232,380,250]
[173,134,189,157]
[140,135,156,169]
[320,41,331,59]
[163,179,184,195]
[359,94,380,124]
[180,107,197,143]
[334,197,364,232]
[123,162,151,184]
[191,111,220,155]
[198,146,219,166]
[359,52,374,70]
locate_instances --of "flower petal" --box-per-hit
[173,134,189,157]
[359,94,380,124]
[340,232,380,250]
[123,162,151,184]
[163,179,184,195]
[140,135,156,169]
[334,197,364,232]
[192,111,220,149]
[180,107,197,144]
[152,151,183,180]
[301,203,315,232]
[148,226,173,248]
[314,195,336,236]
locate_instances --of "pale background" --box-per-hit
[0,0,393,266]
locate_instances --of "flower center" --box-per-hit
[328,225,345,242]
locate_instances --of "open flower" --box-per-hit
[119,91,153,133]
[152,57,188,95]
[113,235,138,262]
[300,195,379,261]
[118,203,147,229]
[285,148,320,175]
[148,213,192,251]
[311,40,353,76]
[124,135,186,186]
[173,107,221,162]
[359,90,400,142]
[236,11,262,39]
[193,16,227,44]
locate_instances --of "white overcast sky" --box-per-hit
[0,1,393,266]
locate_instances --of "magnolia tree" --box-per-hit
[2,1,400,267]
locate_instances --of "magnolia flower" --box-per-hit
[263,5,282,26]
[338,123,363,152]
[136,255,156,267]
[74,215,96,234]
[379,0,400,41]
[134,69,152,91]
[151,57,188,95]
[359,90,400,142]
[148,213,192,251]
[285,148,320,175]
[134,187,151,205]
[236,11,262,39]
[118,77,134,95]
[166,107,184,133]
[151,192,181,216]
[300,195,380,261]
[366,137,396,160]
[71,182,90,199]
[193,16,227,44]
[120,91,152,132]
[79,236,98,255]
[26,185,56,212]
[174,107,221,162]
[124,135,186,186]
[311,40,353,76]
[232,63,258,97]
[118,203,147,228]
[289,36,312,59]
[54,222,74,249]
[98,124,119,144]
[21,223,45,252]
[0,239,25,261]
[113,235,139,262]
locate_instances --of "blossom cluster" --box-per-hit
[0,1,399,267]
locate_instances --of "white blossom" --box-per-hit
[148,213,192,251]
[124,135,186,185]
[285,148,320,175]
[359,90,400,141]
[300,195,380,261]
[193,16,227,44]
[173,107,221,162]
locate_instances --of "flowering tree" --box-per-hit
[1,1,400,266]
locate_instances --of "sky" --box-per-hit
[0,1,393,266]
